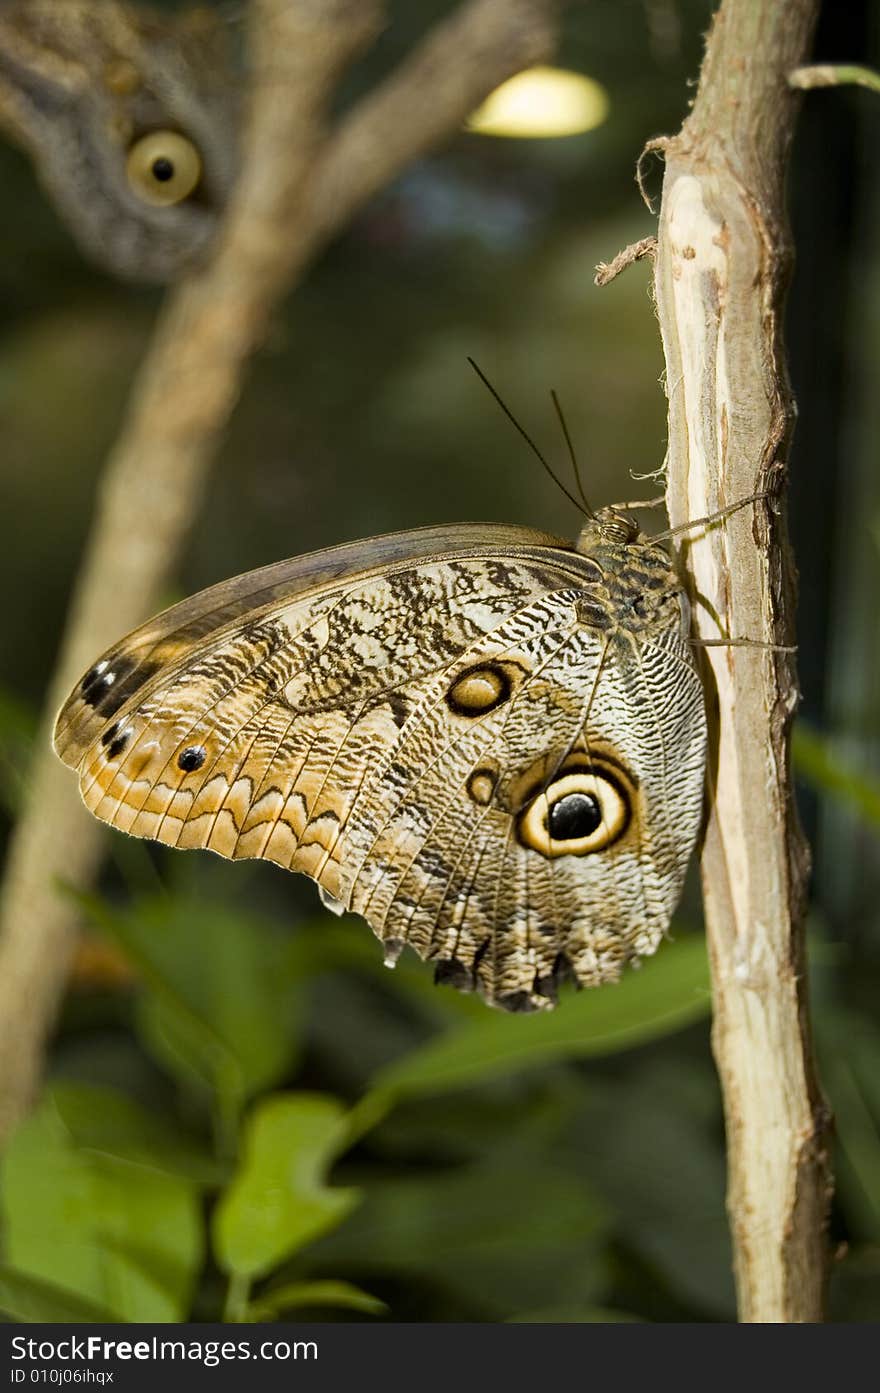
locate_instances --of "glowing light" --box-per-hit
[466,66,610,139]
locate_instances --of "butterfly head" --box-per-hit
[574,506,642,552]
[571,505,688,640]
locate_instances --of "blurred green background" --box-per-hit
[1,0,879,1323]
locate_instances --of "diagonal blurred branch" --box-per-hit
[0,0,561,1143]
[312,0,561,234]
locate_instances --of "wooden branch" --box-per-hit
[594,235,656,286]
[790,63,880,93]
[0,0,561,1144]
[311,0,560,235]
[652,0,832,1321]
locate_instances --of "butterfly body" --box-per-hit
[54,513,707,1012]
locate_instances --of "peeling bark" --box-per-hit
[653,0,832,1322]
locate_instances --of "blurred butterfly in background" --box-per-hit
[0,0,239,281]
[53,488,709,1013]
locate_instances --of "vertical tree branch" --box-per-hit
[0,0,560,1144]
[653,0,831,1320]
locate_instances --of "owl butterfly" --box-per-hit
[54,505,709,1013]
[0,0,239,281]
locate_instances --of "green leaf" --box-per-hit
[311,1153,608,1317]
[77,893,308,1129]
[247,1280,387,1321]
[51,1080,223,1186]
[365,934,710,1104]
[0,1267,118,1323]
[828,1060,880,1241]
[0,1085,203,1322]
[569,1061,735,1318]
[818,1011,880,1241]
[793,724,880,826]
[213,1093,359,1283]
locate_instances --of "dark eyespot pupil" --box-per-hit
[548,791,601,840]
[151,157,175,182]
[178,745,206,772]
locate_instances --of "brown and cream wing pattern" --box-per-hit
[54,524,706,1012]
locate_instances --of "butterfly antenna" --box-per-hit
[467,357,588,517]
[550,388,594,518]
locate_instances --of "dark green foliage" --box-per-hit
[0,912,716,1322]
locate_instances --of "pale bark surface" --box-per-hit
[0,0,560,1143]
[653,0,831,1321]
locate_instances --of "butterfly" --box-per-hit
[0,0,238,281]
[53,506,708,1013]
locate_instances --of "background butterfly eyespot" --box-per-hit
[516,763,632,858]
[125,130,203,207]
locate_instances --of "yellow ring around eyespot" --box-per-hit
[466,66,610,139]
[517,769,629,858]
[125,130,202,207]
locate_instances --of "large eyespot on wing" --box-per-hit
[515,754,633,858]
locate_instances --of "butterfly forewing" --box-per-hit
[54,522,707,1012]
[53,525,564,769]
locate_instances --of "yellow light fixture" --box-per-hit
[466,66,609,139]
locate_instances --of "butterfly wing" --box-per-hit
[55,524,706,1011]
